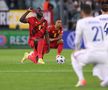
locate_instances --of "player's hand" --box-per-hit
[50,39,55,42]
[27,7,33,12]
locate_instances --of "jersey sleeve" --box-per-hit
[75,20,83,50]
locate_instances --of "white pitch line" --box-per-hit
[0,70,92,73]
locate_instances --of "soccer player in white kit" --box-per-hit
[71,4,108,87]
[93,3,108,87]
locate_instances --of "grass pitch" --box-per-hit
[0,49,107,90]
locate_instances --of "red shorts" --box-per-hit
[43,41,61,54]
[43,41,59,53]
[50,41,58,48]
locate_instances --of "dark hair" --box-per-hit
[101,4,108,12]
[81,4,92,15]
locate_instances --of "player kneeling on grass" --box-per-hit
[47,20,64,58]
[21,20,64,63]
[20,7,50,64]
[71,4,108,87]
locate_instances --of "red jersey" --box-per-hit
[48,25,63,38]
[28,17,48,40]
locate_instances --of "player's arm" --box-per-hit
[75,21,83,50]
[50,34,62,42]
[19,8,32,23]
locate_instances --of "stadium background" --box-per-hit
[0,0,106,49]
[0,0,108,90]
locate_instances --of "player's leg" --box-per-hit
[42,40,50,56]
[28,43,49,64]
[50,41,59,59]
[93,64,108,87]
[90,50,108,87]
[71,50,88,87]
[57,39,64,56]
[21,52,29,63]
[28,50,38,64]
[37,39,46,64]
[21,39,38,64]
[21,39,35,63]
[29,39,38,63]
[21,50,38,64]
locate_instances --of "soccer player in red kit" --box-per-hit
[47,20,63,57]
[19,7,49,64]
[22,20,63,63]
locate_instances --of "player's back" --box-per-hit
[96,14,108,37]
[76,17,104,49]
[95,14,108,49]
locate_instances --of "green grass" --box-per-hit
[0,49,107,90]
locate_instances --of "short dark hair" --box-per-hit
[101,4,108,12]
[81,4,92,15]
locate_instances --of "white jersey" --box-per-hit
[96,14,108,35]
[96,14,108,50]
[75,17,104,50]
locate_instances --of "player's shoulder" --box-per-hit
[76,18,90,25]
[77,19,84,25]
[28,16,36,20]
[95,14,108,20]
[27,16,36,23]
[84,17,100,23]
[83,17,94,21]
[96,14,108,18]
[77,17,93,23]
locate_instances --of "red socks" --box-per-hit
[28,51,38,64]
[57,43,63,55]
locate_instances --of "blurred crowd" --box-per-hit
[2,0,108,30]
[62,0,101,30]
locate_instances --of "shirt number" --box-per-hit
[92,26,104,41]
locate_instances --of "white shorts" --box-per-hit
[71,49,108,66]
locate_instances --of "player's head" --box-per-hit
[36,7,43,19]
[101,4,108,13]
[80,4,92,18]
[55,20,62,29]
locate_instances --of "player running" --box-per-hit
[71,4,108,87]
[20,7,49,64]
[20,20,64,64]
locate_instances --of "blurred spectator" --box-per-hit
[0,0,8,10]
[6,0,18,9]
[2,0,108,30]
[25,0,32,8]
[43,0,49,11]
[18,0,26,9]
[48,2,54,24]
[65,0,76,20]
[32,0,42,9]
[65,0,80,30]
